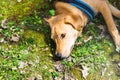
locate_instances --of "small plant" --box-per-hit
[49,9,55,16]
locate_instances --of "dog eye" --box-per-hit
[60,34,66,39]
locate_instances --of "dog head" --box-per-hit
[45,2,87,59]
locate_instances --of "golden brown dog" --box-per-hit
[45,0,120,59]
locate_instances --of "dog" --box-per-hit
[45,0,120,59]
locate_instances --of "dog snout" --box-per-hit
[55,53,62,58]
[55,53,65,59]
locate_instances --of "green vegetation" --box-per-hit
[0,0,44,19]
[0,0,119,80]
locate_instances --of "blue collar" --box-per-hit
[61,0,96,21]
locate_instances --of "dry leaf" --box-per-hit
[97,25,107,38]
[18,61,27,69]
[1,18,8,29]
[81,65,90,79]
[54,61,64,72]
[101,67,107,76]
[28,76,36,80]
[11,34,20,42]
[84,36,93,43]
[17,0,22,2]
[97,25,106,31]
[76,41,83,45]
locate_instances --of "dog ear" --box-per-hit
[44,17,54,24]
[44,17,55,28]
[64,15,84,32]
[44,18,50,23]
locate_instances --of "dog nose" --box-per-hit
[55,53,62,59]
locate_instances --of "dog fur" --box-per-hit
[45,0,120,58]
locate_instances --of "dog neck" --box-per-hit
[61,0,95,21]
[55,1,89,26]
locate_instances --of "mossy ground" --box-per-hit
[0,0,120,80]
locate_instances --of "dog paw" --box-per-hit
[117,13,120,19]
[115,36,120,53]
[116,46,120,53]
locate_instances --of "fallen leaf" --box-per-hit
[116,62,120,76]
[97,25,106,31]
[28,76,36,80]
[84,36,93,43]
[118,62,120,68]
[49,69,53,73]
[12,66,17,70]
[17,0,22,2]
[1,18,8,29]
[101,67,107,76]
[0,38,4,43]
[18,61,27,69]
[67,56,72,62]
[54,61,64,72]
[76,41,83,45]
[97,25,107,38]
[64,69,76,80]
[11,34,20,42]
[81,65,90,79]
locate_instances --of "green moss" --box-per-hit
[0,0,44,19]
[23,29,47,47]
[70,68,82,80]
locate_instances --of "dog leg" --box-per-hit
[99,2,120,52]
[109,4,120,18]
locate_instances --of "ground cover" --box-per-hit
[0,0,120,80]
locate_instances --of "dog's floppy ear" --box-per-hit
[64,15,84,32]
[44,18,50,23]
[44,17,55,28]
[44,17,54,24]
